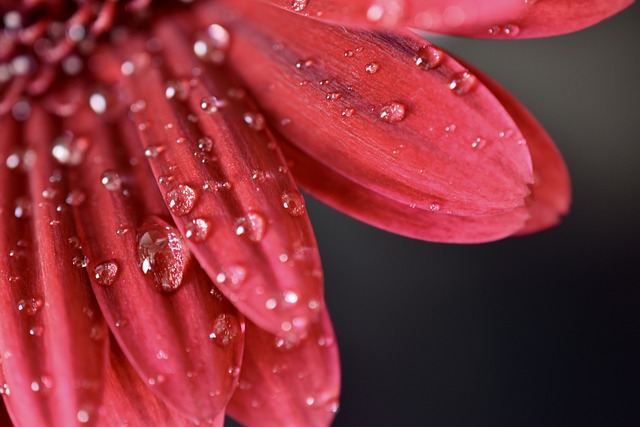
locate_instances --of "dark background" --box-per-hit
[319,4,640,427]
[228,4,640,427]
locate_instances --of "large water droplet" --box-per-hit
[93,260,119,287]
[166,184,196,216]
[379,102,406,123]
[137,217,189,293]
[414,45,444,70]
[281,191,306,217]
[235,211,267,242]
[449,71,477,95]
[209,314,241,347]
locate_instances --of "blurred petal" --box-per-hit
[228,308,340,427]
[262,0,633,38]
[0,110,108,426]
[63,101,243,423]
[196,1,534,218]
[464,65,571,234]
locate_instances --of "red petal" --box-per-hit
[195,1,534,220]
[227,308,340,427]
[90,20,325,340]
[464,65,571,234]
[262,0,633,39]
[63,102,244,423]
[0,109,108,425]
[96,337,217,427]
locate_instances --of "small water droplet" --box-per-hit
[341,108,355,117]
[365,62,380,74]
[185,218,210,242]
[251,169,266,182]
[274,335,300,351]
[471,137,487,149]
[89,93,107,114]
[281,191,306,217]
[14,197,32,219]
[166,184,196,216]
[295,59,314,69]
[93,260,118,287]
[144,145,165,158]
[72,256,88,268]
[137,217,189,293]
[449,71,477,95]
[243,112,265,131]
[283,290,299,304]
[343,50,354,58]
[101,170,122,191]
[165,80,190,100]
[291,0,308,12]
[429,202,441,212]
[235,211,267,242]
[414,45,444,70]
[65,189,86,206]
[52,134,89,166]
[200,96,227,113]
[326,92,342,101]
[17,297,43,316]
[379,102,406,123]
[209,314,241,346]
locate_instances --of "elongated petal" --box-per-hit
[227,308,340,427]
[262,0,633,38]
[0,109,108,426]
[464,65,571,234]
[89,20,326,340]
[96,337,220,427]
[63,100,243,423]
[194,1,533,221]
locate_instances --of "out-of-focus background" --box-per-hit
[315,4,640,427]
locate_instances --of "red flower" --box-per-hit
[0,0,631,426]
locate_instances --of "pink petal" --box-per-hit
[262,0,633,38]
[96,337,220,427]
[195,1,534,221]
[63,102,244,423]
[227,308,340,427]
[462,64,571,234]
[89,20,325,340]
[0,108,108,425]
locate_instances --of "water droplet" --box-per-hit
[17,297,43,316]
[251,169,266,182]
[274,335,300,351]
[93,261,118,287]
[137,217,189,293]
[295,59,314,69]
[429,202,441,212]
[283,290,299,304]
[365,62,380,74]
[209,314,241,346]
[200,96,227,113]
[165,80,190,100]
[52,134,89,166]
[243,112,265,131]
[77,409,90,423]
[414,45,444,70]
[101,170,122,191]
[503,24,520,37]
[166,184,196,216]
[281,191,306,217]
[379,102,406,123]
[65,189,86,206]
[326,92,342,101]
[471,137,487,149]
[72,256,88,268]
[449,71,477,95]
[14,197,32,219]
[341,108,355,117]
[343,50,354,58]
[144,145,165,158]
[291,0,308,12]
[185,218,210,242]
[89,93,107,114]
[235,211,267,242]
[194,24,230,64]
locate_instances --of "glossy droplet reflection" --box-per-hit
[93,261,119,287]
[414,45,444,70]
[281,191,306,217]
[137,217,190,293]
[235,211,267,242]
[449,71,477,95]
[209,314,241,347]
[166,184,196,216]
[379,102,406,123]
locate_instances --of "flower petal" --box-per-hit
[196,1,534,220]
[262,0,633,38]
[90,20,326,340]
[227,308,340,427]
[62,101,243,423]
[0,108,108,426]
[463,64,571,234]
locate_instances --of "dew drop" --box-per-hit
[503,24,520,37]
[414,45,444,70]
[243,112,265,131]
[165,80,190,100]
[235,211,267,242]
[200,96,227,113]
[341,108,354,117]
[429,202,441,212]
[283,290,299,304]
[471,137,487,149]
[72,256,88,268]
[215,265,247,290]
[209,314,241,347]
[52,134,89,166]
[14,197,32,219]
[144,145,165,158]
[251,169,266,182]
[93,260,119,287]
[449,71,477,95]
[100,170,122,191]
[166,184,196,216]
[365,62,380,74]
[281,191,306,217]
[65,189,86,206]
[343,50,354,58]
[17,297,43,316]
[185,218,210,242]
[295,59,314,69]
[137,217,189,293]
[379,102,406,123]
[326,92,342,101]
[291,0,308,12]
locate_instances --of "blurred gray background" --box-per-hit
[314,4,640,427]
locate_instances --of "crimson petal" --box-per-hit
[90,19,326,340]
[227,308,340,427]
[262,0,633,39]
[0,108,108,426]
[63,101,243,423]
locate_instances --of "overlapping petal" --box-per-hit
[263,0,633,38]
